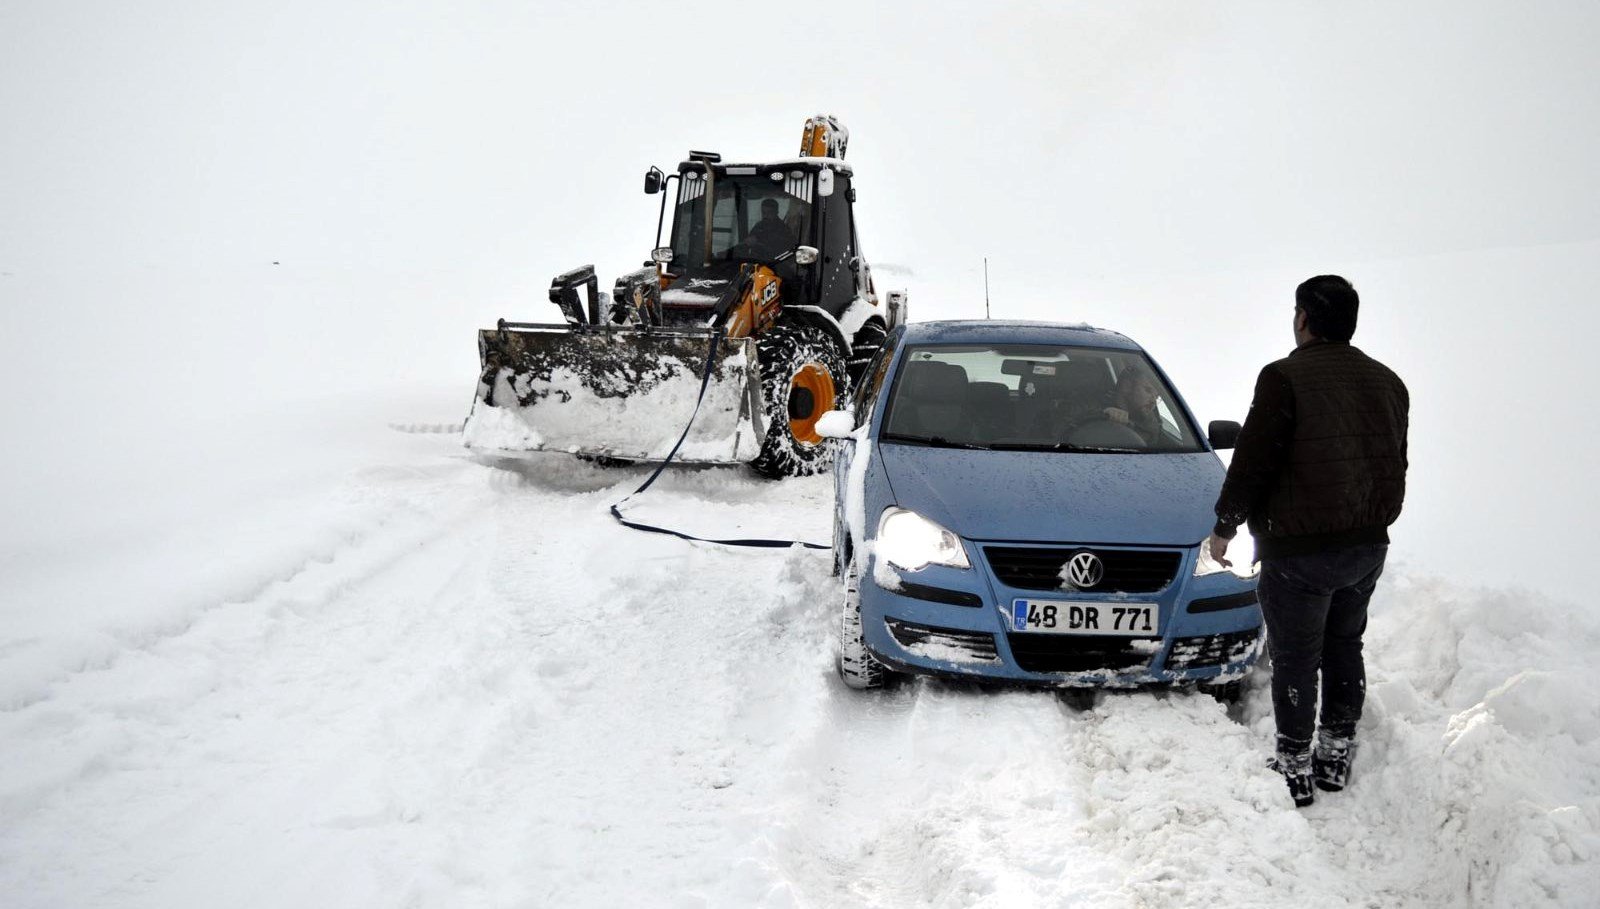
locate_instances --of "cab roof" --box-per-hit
[677,157,853,175]
[899,319,1142,351]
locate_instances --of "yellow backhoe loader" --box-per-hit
[463,116,906,477]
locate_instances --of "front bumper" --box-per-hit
[857,545,1263,687]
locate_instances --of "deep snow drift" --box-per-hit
[0,413,1594,908]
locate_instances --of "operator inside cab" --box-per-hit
[743,197,796,257]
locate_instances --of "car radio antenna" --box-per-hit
[984,257,991,319]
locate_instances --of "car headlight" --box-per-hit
[1195,531,1260,579]
[876,507,970,571]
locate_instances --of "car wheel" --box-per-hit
[838,556,890,690]
[1198,679,1244,704]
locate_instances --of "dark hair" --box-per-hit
[1295,275,1359,342]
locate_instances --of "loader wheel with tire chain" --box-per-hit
[749,323,849,479]
[846,318,888,387]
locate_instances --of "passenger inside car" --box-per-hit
[1104,369,1165,445]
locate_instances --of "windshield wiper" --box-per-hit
[880,432,990,450]
[988,441,1145,453]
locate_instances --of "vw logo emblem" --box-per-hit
[1064,551,1104,589]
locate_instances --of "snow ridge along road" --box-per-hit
[0,432,1594,908]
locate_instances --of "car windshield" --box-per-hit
[879,344,1206,453]
[669,172,813,267]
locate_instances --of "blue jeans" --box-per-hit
[1257,544,1387,752]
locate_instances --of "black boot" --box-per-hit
[1313,734,1356,793]
[1268,749,1315,807]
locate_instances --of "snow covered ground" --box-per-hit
[5,2,1598,904]
[2,410,1594,908]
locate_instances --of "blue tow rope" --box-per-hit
[608,331,830,550]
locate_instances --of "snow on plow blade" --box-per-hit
[463,323,765,464]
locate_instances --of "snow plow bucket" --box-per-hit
[462,322,766,464]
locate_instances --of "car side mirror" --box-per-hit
[816,409,855,440]
[1208,420,1242,450]
[795,245,819,266]
[644,166,664,194]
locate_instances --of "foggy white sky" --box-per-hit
[3,1,1598,599]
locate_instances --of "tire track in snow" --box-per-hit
[0,458,486,713]
[0,456,506,905]
[458,465,849,906]
[736,680,1129,909]
[3,447,1590,907]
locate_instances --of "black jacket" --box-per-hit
[1213,341,1409,559]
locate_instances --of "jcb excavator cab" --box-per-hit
[466,116,905,478]
[651,156,863,325]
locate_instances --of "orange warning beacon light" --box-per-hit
[800,115,849,159]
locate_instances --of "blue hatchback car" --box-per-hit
[820,320,1263,692]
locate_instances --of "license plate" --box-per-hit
[1009,599,1158,636]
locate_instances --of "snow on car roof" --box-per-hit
[900,319,1141,350]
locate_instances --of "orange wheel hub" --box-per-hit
[788,363,835,446]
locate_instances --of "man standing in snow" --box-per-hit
[1206,275,1409,808]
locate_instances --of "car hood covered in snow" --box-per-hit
[876,443,1224,546]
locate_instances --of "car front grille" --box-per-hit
[886,620,999,663]
[983,546,1182,593]
[1004,634,1157,674]
[1164,629,1263,670]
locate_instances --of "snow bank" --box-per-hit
[1342,575,1600,906]
[712,546,1599,908]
